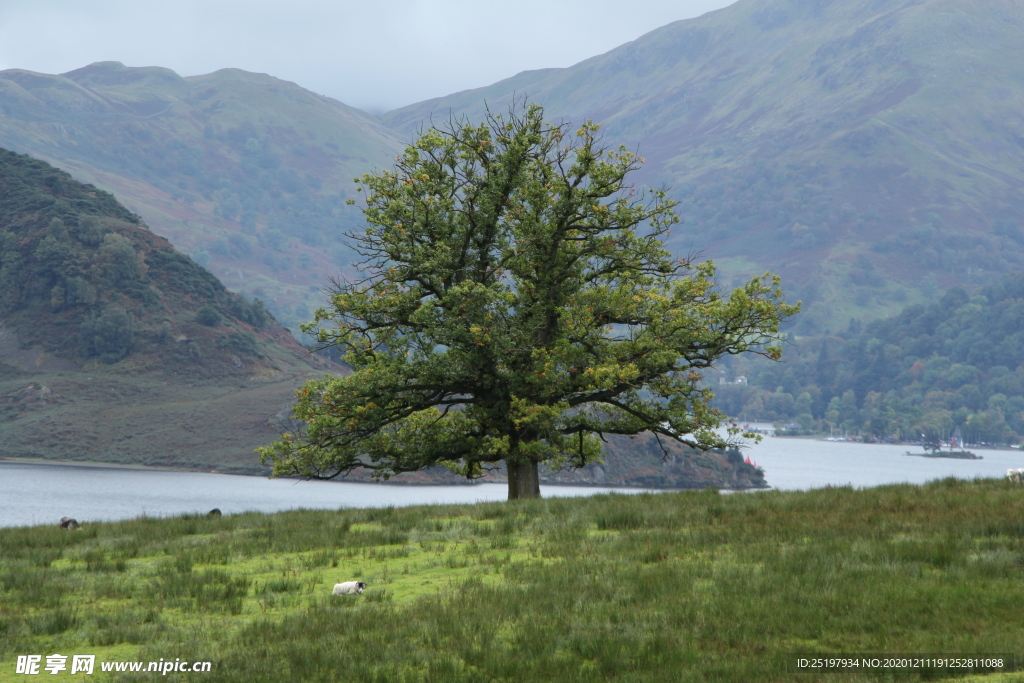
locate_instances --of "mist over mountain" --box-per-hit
[385,0,1024,332]
[0,61,404,334]
[2,0,1023,339]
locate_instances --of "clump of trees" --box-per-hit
[717,275,1024,445]
[259,105,797,499]
[228,296,270,330]
[79,307,135,363]
[197,306,223,326]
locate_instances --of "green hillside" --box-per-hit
[0,147,308,373]
[0,147,342,471]
[0,61,405,333]
[714,271,1024,444]
[384,0,1024,332]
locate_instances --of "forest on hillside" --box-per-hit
[713,273,1024,446]
[0,148,274,372]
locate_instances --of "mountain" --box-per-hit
[0,61,405,334]
[0,148,760,488]
[6,0,1023,336]
[384,0,1024,332]
[0,147,344,472]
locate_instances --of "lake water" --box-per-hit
[741,432,1024,490]
[3,431,1022,529]
[0,461,659,529]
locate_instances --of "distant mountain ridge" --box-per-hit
[0,61,405,334]
[384,0,1024,331]
[2,0,1023,337]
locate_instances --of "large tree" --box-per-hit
[258,104,798,499]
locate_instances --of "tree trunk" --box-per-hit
[506,459,541,500]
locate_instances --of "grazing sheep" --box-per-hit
[59,517,79,529]
[1007,468,1024,483]
[332,581,366,595]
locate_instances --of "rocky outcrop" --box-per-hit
[1,382,59,420]
[0,323,78,373]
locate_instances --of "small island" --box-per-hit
[904,432,982,459]
[904,450,982,460]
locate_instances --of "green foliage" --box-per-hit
[32,235,74,279]
[97,232,139,284]
[196,306,223,327]
[227,296,270,330]
[72,215,109,247]
[216,331,262,357]
[721,273,1024,444]
[79,307,135,363]
[146,249,226,301]
[0,150,157,363]
[0,149,138,229]
[64,276,97,306]
[259,105,798,499]
[46,217,69,241]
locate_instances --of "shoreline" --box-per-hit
[0,457,768,491]
[769,436,1019,452]
[0,456,196,473]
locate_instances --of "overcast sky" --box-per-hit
[0,0,735,113]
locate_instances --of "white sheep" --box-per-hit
[332,581,366,595]
[1006,468,1024,483]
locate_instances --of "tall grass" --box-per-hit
[1,478,1023,681]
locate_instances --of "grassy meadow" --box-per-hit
[3,479,1024,681]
